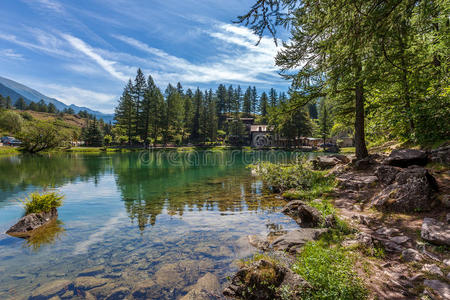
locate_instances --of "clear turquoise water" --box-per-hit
[0,151,304,299]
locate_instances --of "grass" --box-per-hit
[292,241,368,300]
[20,192,64,215]
[341,147,355,154]
[0,146,20,155]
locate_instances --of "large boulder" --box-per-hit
[6,208,58,237]
[223,259,310,299]
[271,229,328,254]
[421,218,450,246]
[385,149,427,167]
[337,174,378,191]
[375,165,402,186]
[281,201,324,227]
[372,167,437,212]
[423,280,450,300]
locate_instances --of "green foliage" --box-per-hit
[19,121,69,153]
[0,110,23,134]
[292,242,367,300]
[251,158,325,193]
[104,134,112,145]
[21,192,64,215]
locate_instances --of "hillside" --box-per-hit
[0,76,114,123]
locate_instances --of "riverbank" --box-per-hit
[225,147,450,299]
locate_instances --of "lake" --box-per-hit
[0,150,307,299]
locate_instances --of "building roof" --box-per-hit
[250,125,273,132]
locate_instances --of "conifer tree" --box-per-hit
[114,80,135,145]
[14,98,26,110]
[243,87,252,117]
[259,92,269,122]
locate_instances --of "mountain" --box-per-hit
[0,76,114,123]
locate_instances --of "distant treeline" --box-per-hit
[0,94,95,119]
[114,69,312,145]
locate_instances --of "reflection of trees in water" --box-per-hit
[23,219,65,252]
[0,151,290,231]
[0,154,111,202]
[113,152,286,230]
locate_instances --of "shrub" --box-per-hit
[251,158,325,193]
[21,192,64,214]
[0,110,23,133]
[292,242,367,300]
[18,121,68,153]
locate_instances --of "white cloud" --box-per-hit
[22,0,64,13]
[62,34,129,82]
[0,49,24,60]
[111,23,282,87]
[44,84,117,113]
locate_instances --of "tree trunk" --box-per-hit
[354,64,368,160]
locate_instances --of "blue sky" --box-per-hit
[0,0,290,113]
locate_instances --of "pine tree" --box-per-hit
[259,92,269,122]
[132,68,147,141]
[226,85,234,115]
[191,88,203,141]
[5,96,12,109]
[166,84,184,142]
[48,103,57,114]
[269,88,278,107]
[15,98,26,110]
[183,89,194,142]
[243,87,252,117]
[318,98,333,145]
[38,100,48,112]
[115,80,135,145]
[251,86,258,115]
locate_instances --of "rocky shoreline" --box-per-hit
[223,147,450,299]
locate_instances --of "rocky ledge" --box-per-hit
[6,208,58,237]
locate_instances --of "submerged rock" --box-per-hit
[385,149,427,167]
[223,259,310,299]
[271,229,328,254]
[6,208,58,237]
[372,167,437,212]
[30,280,71,299]
[180,273,221,300]
[421,218,450,246]
[74,276,110,290]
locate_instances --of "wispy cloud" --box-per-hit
[62,34,129,82]
[0,49,24,60]
[111,23,281,87]
[34,0,63,12]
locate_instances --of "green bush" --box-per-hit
[21,192,64,214]
[292,242,367,300]
[251,159,325,193]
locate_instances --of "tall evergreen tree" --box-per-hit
[191,88,203,141]
[269,88,278,107]
[251,86,258,115]
[243,87,252,117]
[132,68,147,140]
[15,98,26,110]
[115,80,135,145]
[259,92,269,122]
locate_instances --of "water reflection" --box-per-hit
[0,151,304,299]
[0,151,309,229]
[23,219,65,251]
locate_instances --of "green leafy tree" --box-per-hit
[19,121,68,153]
[0,110,23,134]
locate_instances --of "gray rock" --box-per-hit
[401,248,422,262]
[223,259,310,299]
[422,264,444,276]
[30,280,71,299]
[248,234,269,250]
[281,200,325,228]
[375,165,402,186]
[6,208,58,237]
[372,167,437,212]
[385,149,428,167]
[423,280,450,299]
[421,218,450,246]
[337,174,378,191]
[390,235,409,244]
[312,156,341,170]
[105,286,130,300]
[181,273,221,300]
[444,259,450,266]
[428,146,450,164]
[271,229,328,254]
